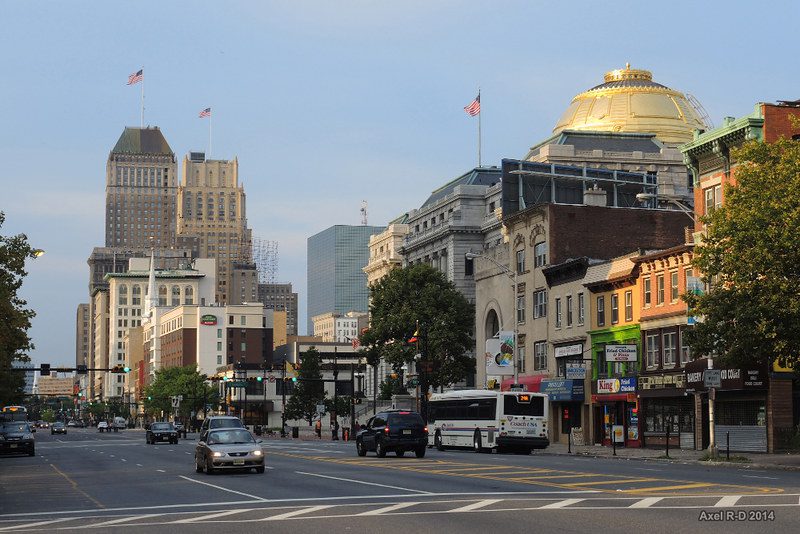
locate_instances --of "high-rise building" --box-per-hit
[105,127,178,249]
[75,304,90,368]
[176,152,253,304]
[11,361,36,395]
[258,282,298,336]
[307,225,384,333]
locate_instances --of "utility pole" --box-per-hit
[332,346,339,440]
[350,362,356,438]
[280,362,287,438]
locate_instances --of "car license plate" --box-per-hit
[10,444,17,448]
[233,459,245,465]
[402,429,412,435]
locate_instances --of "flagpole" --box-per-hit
[477,88,482,168]
[208,113,212,159]
[141,66,145,128]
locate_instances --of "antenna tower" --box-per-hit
[360,200,368,226]
[252,237,278,284]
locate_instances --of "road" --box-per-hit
[1,428,799,533]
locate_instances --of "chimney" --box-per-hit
[583,184,608,207]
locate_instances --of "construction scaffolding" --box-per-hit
[252,237,279,284]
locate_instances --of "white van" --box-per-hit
[112,416,127,430]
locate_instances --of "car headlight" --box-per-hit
[212,451,223,457]
[252,450,263,456]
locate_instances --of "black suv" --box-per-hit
[356,411,427,458]
[146,422,178,444]
[0,422,35,456]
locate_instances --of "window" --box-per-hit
[577,293,585,325]
[624,290,633,322]
[646,333,660,368]
[534,290,547,318]
[217,342,222,351]
[534,242,547,267]
[516,249,525,274]
[663,331,677,367]
[217,355,222,365]
[240,342,246,351]
[714,185,722,209]
[643,277,651,307]
[704,187,715,216]
[566,296,573,327]
[132,285,141,306]
[534,341,547,370]
[229,316,234,325]
[118,285,127,305]
[680,329,692,365]
[610,294,619,324]
[158,285,167,306]
[517,346,526,374]
[464,255,474,276]
[555,298,562,328]
[240,316,246,326]
[184,286,193,305]
[670,271,679,302]
[217,329,222,338]
[656,275,665,305]
[516,296,526,323]
[596,296,605,327]
[171,285,180,306]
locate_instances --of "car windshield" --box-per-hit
[53,423,64,427]
[210,418,243,429]
[2,423,29,433]
[207,429,253,445]
[151,423,172,430]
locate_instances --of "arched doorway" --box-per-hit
[485,309,500,339]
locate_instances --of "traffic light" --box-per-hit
[111,364,126,373]
[123,366,131,373]
[632,400,639,415]
[147,396,152,401]
[291,376,297,383]
[256,376,263,382]
[40,363,50,376]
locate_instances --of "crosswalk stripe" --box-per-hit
[629,497,663,508]
[0,518,75,531]
[88,514,158,527]
[264,505,332,520]
[357,502,419,516]
[448,499,502,513]
[173,509,251,523]
[715,495,741,507]
[539,498,584,509]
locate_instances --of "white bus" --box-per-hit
[428,389,549,454]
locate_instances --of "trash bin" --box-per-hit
[292,426,299,439]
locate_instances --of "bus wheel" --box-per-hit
[473,430,483,453]
[435,430,444,452]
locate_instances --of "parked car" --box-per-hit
[112,417,126,431]
[199,416,244,436]
[51,422,67,435]
[0,422,35,456]
[195,428,264,474]
[146,422,178,444]
[356,410,428,458]
[97,421,109,432]
[66,421,77,427]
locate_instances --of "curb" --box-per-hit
[536,450,800,472]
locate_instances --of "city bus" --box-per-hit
[428,390,549,454]
[1,406,28,422]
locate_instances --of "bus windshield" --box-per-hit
[503,394,544,417]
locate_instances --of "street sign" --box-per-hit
[171,396,180,408]
[510,384,526,392]
[227,381,247,388]
[704,369,722,388]
[565,364,586,380]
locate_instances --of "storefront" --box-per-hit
[638,373,693,449]
[541,379,585,444]
[592,377,639,447]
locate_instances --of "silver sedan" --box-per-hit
[195,428,265,474]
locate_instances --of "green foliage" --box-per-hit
[379,374,408,400]
[0,212,38,406]
[142,365,217,418]
[40,408,55,423]
[361,264,475,390]
[284,348,327,425]
[324,395,351,418]
[684,139,800,369]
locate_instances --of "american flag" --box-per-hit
[127,69,143,85]
[464,93,480,116]
[199,107,212,118]
[351,337,360,350]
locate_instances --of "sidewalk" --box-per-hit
[539,441,800,472]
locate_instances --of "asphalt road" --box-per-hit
[1,428,800,533]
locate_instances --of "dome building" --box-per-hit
[552,64,707,146]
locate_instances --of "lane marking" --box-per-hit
[715,495,741,507]
[356,502,417,516]
[136,464,143,467]
[49,464,105,509]
[120,459,127,462]
[0,518,76,531]
[86,514,158,528]
[295,471,432,494]
[625,483,713,494]
[448,499,502,513]
[743,475,779,480]
[629,497,663,508]
[265,505,332,520]
[172,509,251,523]
[156,469,166,473]
[539,498,584,509]
[178,476,266,501]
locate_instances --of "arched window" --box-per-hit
[184,286,194,305]
[158,285,167,306]
[118,285,128,305]
[485,309,500,338]
[132,285,141,306]
[171,285,180,306]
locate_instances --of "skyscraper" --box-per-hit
[176,152,253,304]
[258,282,298,336]
[105,126,178,249]
[307,225,384,333]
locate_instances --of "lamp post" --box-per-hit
[635,192,696,224]
[465,252,519,388]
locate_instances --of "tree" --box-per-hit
[0,212,38,406]
[379,373,408,400]
[284,347,327,425]
[361,264,475,391]
[684,138,800,369]
[142,366,217,419]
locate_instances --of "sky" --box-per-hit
[2,0,798,367]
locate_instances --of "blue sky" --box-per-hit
[2,1,798,366]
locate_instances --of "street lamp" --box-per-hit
[466,252,519,388]
[635,192,696,224]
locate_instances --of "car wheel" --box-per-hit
[473,430,483,453]
[356,439,367,457]
[376,438,387,458]
[395,450,405,457]
[255,466,265,474]
[205,458,215,475]
[195,457,203,473]
[435,430,444,452]
[415,447,426,458]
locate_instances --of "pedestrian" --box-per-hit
[315,418,322,439]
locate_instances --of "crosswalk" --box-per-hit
[1,493,798,531]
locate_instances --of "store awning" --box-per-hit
[591,394,629,403]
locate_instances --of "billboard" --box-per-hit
[485,331,515,376]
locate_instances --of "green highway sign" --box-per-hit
[227,381,248,388]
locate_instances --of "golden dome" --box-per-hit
[553,64,707,145]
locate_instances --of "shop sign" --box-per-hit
[685,359,767,391]
[596,377,636,394]
[555,344,583,358]
[541,379,585,402]
[200,314,217,326]
[612,425,625,443]
[485,332,515,376]
[639,374,686,390]
[565,364,586,380]
[605,344,637,362]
